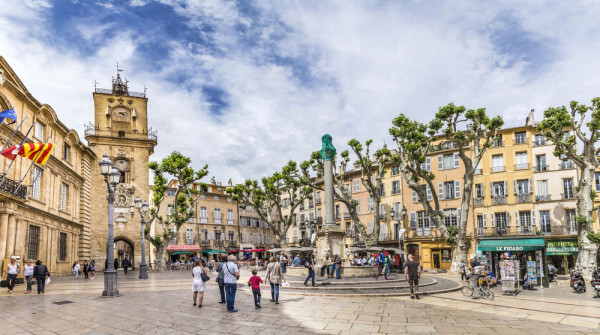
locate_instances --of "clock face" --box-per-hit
[112,107,130,122]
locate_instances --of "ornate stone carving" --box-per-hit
[114,184,136,208]
[116,147,127,157]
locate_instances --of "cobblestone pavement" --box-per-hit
[0,270,598,334]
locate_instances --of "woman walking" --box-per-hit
[83,260,89,279]
[265,257,284,304]
[89,260,96,280]
[33,260,50,294]
[22,259,34,294]
[192,260,207,307]
[6,258,20,294]
[73,261,80,279]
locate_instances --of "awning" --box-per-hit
[170,251,194,255]
[478,238,545,252]
[166,245,200,252]
[547,240,579,255]
[207,249,228,254]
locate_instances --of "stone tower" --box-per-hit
[85,70,157,270]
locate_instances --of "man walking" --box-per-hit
[470,257,481,299]
[122,258,130,275]
[304,253,316,287]
[224,255,240,312]
[404,255,422,299]
[375,252,387,280]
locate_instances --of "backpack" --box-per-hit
[304,259,311,268]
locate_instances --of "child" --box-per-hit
[248,269,263,309]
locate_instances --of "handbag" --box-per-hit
[281,280,290,288]
[200,270,210,282]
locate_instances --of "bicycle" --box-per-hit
[462,279,495,300]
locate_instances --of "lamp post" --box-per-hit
[99,153,121,297]
[390,205,408,253]
[134,196,149,279]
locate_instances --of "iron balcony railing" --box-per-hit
[492,140,503,147]
[535,194,551,201]
[562,192,575,200]
[520,226,534,234]
[561,162,574,170]
[491,166,505,173]
[495,227,507,236]
[514,137,528,145]
[477,228,485,236]
[492,195,507,205]
[515,163,529,170]
[84,123,157,142]
[535,165,548,172]
[0,174,28,200]
[475,198,484,206]
[517,194,531,203]
[201,240,210,246]
[415,228,431,237]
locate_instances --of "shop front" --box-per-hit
[407,240,452,270]
[546,239,578,275]
[478,238,548,288]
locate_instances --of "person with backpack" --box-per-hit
[303,253,316,287]
[33,260,50,294]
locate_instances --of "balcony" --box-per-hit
[492,195,506,205]
[201,240,210,246]
[316,217,322,223]
[535,194,551,201]
[492,140,503,148]
[475,198,484,206]
[214,240,223,247]
[535,165,548,172]
[228,241,238,248]
[520,226,534,235]
[562,193,575,200]
[533,139,547,146]
[517,194,531,203]
[200,218,208,223]
[514,137,528,145]
[566,225,578,235]
[477,228,485,236]
[561,162,574,170]
[84,122,157,143]
[515,163,529,170]
[392,189,401,195]
[215,219,222,224]
[491,166,505,173]
[0,174,28,200]
[415,228,431,237]
[495,227,508,236]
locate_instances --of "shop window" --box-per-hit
[442,249,451,262]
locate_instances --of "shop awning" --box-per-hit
[170,251,194,255]
[478,238,545,252]
[166,245,200,252]
[547,240,579,255]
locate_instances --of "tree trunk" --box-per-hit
[448,174,474,274]
[576,166,599,281]
[154,243,168,271]
[449,241,468,275]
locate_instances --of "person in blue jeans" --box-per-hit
[333,254,342,279]
[304,253,316,287]
[215,255,227,304]
[223,255,240,312]
[280,254,287,274]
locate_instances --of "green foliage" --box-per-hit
[588,232,600,245]
[576,215,592,228]
[445,226,459,246]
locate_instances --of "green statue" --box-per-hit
[319,134,336,161]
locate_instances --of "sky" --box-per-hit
[1,0,600,183]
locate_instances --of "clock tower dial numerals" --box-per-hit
[111,107,130,122]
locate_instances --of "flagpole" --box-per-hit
[0,122,36,187]
[13,135,51,195]
[25,164,44,199]
[0,117,27,154]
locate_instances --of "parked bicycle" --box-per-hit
[462,277,495,300]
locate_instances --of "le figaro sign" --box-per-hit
[495,246,524,251]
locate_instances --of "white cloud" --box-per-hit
[2,1,600,185]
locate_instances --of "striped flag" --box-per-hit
[1,143,55,165]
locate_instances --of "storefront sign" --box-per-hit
[546,239,578,255]
[495,246,524,251]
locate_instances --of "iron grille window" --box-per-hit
[28,225,40,260]
[59,232,67,261]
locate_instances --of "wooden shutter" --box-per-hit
[438,183,444,200]
[483,213,487,228]
[506,211,510,227]
[454,152,459,168]
[438,155,443,170]
[531,210,536,226]
[491,213,495,227]
[528,178,533,194]
[410,212,417,229]
[429,217,435,228]
[489,182,493,197]
[454,180,461,199]
[457,208,461,223]
[515,211,519,226]
[412,191,417,203]
[513,180,517,195]
[503,181,508,196]
[426,185,432,201]
[426,157,431,171]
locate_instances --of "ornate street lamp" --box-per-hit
[135,196,149,279]
[100,153,120,297]
[390,205,408,253]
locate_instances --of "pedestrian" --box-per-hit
[114,258,119,271]
[223,254,240,313]
[321,254,330,277]
[21,259,34,294]
[459,259,467,282]
[304,253,316,287]
[6,258,20,294]
[265,256,283,304]
[122,258,130,275]
[72,261,80,279]
[33,260,50,294]
[375,252,387,280]
[192,260,207,307]
[215,255,227,304]
[83,260,89,279]
[470,257,482,299]
[248,269,263,309]
[334,254,342,279]
[404,254,422,299]
[89,260,96,280]
[280,254,287,274]
[292,254,300,267]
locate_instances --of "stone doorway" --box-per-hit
[114,239,134,269]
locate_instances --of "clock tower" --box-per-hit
[85,70,157,270]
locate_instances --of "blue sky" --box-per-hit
[1,0,600,182]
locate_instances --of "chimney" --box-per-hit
[526,109,535,126]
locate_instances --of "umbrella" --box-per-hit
[170,251,194,255]
[200,248,213,253]
[207,249,228,254]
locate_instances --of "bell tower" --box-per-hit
[85,67,157,269]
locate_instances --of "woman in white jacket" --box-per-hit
[265,257,284,304]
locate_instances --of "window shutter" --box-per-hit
[426,157,431,171]
[513,180,517,195]
[481,183,485,198]
[506,211,510,227]
[426,185,432,201]
[489,182,493,197]
[438,183,444,200]
[429,217,435,227]
[454,152,459,168]
[531,210,536,226]
[438,155,443,170]
[457,208,461,222]
[491,213,495,227]
[454,180,461,199]
[410,212,417,229]
[528,178,533,194]
[515,211,519,227]
[503,181,508,196]
[380,204,386,215]
[412,191,417,203]
[483,213,487,228]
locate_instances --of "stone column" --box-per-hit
[5,214,17,257]
[0,213,8,270]
[324,159,335,227]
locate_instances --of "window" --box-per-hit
[368,221,374,234]
[420,157,431,172]
[167,204,174,219]
[60,183,68,211]
[492,182,505,196]
[492,134,503,147]
[379,224,387,240]
[519,211,531,226]
[477,215,485,228]
[63,143,70,162]
[417,211,430,229]
[444,209,458,227]
[561,155,573,169]
[495,212,507,228]
[563,178,574,199]
[118,131,125,138]
[317,208,322,217]
[516,179,529,195]
[536,180,548,201]
[35,121,45,140]
[391,166,400,176]
[316,192,321,203]
[167,190,175,196]
[353,179,360,192]
[515,152,528,170]
[596,172,600,191]
[355,199,361,214]
[535,155,547,171]
[335,205,340,219]
[31,166,42,200]
[214,195,220,201]
[534,134,546,146]
[200,207,208,223]
[475,184,483,199]
[443,154,454,170]
[444,181,455,199]
[492,155,504,172]
[539,211,551,233]
[59,232,67,261]
[227,209,234,224]
[392,181,400,194]
[186,228,194,244]
[367,197,374,212]
[565,209,576,233]
[515,131,526,144]
[27,225,40,260]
